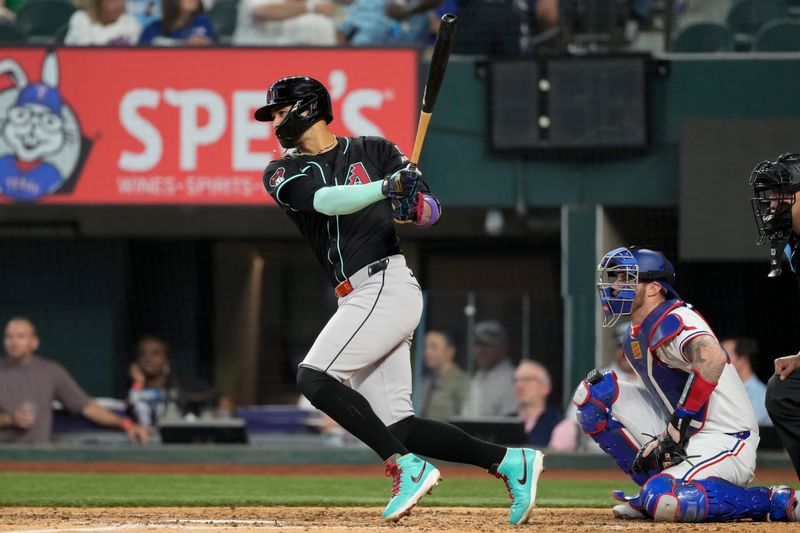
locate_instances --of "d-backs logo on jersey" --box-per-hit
[268,167,285,188]
[344,162,371,185]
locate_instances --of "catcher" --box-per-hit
[573,246,798,522]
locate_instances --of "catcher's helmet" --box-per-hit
[254,76,333,148]
[749,153,800,246]
[597,246,680,327]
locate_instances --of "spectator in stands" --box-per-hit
[233,0,337,45]
[460,320,518,417]
[419,330,469,420]
[64,0,142,46]
[139,0,215,45]
[127,334,232,427]
[338,0,439,46]
[511,360,562,448]
[721,337,771,426]
[0,317,149,444]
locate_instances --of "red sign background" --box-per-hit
[0,48,418,205]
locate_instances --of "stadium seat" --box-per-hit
[208,0,238,44]
[672,22,732,53]
[726,0,785,51]
[754,18,800,51]
[0,21,27,44]
[16,0,76,44]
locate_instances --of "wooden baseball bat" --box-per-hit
[409,13,458,168]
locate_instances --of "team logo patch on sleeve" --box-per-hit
[344,162,371,185]
[268,167,286,188]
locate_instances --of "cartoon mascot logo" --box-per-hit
[0,52,91,202]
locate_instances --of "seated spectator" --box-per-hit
[338,0,439,46]
[0,317,149,444]
[460,320,518,417]
[64,0,142,46]
[233,0,337,45]
[721,337,771,426]
[511,360,562,447]
[127,334,232,427]
[419,330,469,420]
[139,0,215,45]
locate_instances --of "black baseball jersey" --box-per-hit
[263,136,407,287]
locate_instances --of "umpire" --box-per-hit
[750,153,800,480]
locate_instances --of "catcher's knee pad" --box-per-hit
[573,369,647,485]
[573,369,619,434]
[641,475,772,522]
[296,366,337,404]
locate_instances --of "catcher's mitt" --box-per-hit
[631,431,687,474]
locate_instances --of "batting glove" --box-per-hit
[382,164,421,199]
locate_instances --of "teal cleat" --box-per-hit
[382,453,441,522]
[494,448,544,525]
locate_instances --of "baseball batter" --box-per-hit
[573,246,798,522]
[255,76,543,525]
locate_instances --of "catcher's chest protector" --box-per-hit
[622,300,707,434]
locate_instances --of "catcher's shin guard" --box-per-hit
[573,369,652,485]
[640,474,772,522]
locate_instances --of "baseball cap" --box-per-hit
[16,84,63,115]
[474,320,507,345]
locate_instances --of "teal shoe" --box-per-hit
[382,453,441,522]
[495,448,544,525]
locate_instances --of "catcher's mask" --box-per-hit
[254,76,333,148]
[597,247,680,327]
[749,153,800,277]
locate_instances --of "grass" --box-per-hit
[0,472,639,508]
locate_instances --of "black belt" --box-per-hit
[334,258,389,298]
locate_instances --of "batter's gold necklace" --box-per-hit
[298,138,338,156]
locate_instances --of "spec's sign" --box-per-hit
[0,48,417,204]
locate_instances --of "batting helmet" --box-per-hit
[749,153,800,246]
[597,247,680,327]
[254,76,333,148]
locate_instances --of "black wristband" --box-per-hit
[669,410,692,445]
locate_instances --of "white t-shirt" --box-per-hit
[232,0,336,45]
[64,11,142,46]
[648,306,758,436]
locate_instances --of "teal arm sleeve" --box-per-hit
[312,181,385,216]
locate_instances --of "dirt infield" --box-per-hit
[0,506,797,533]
